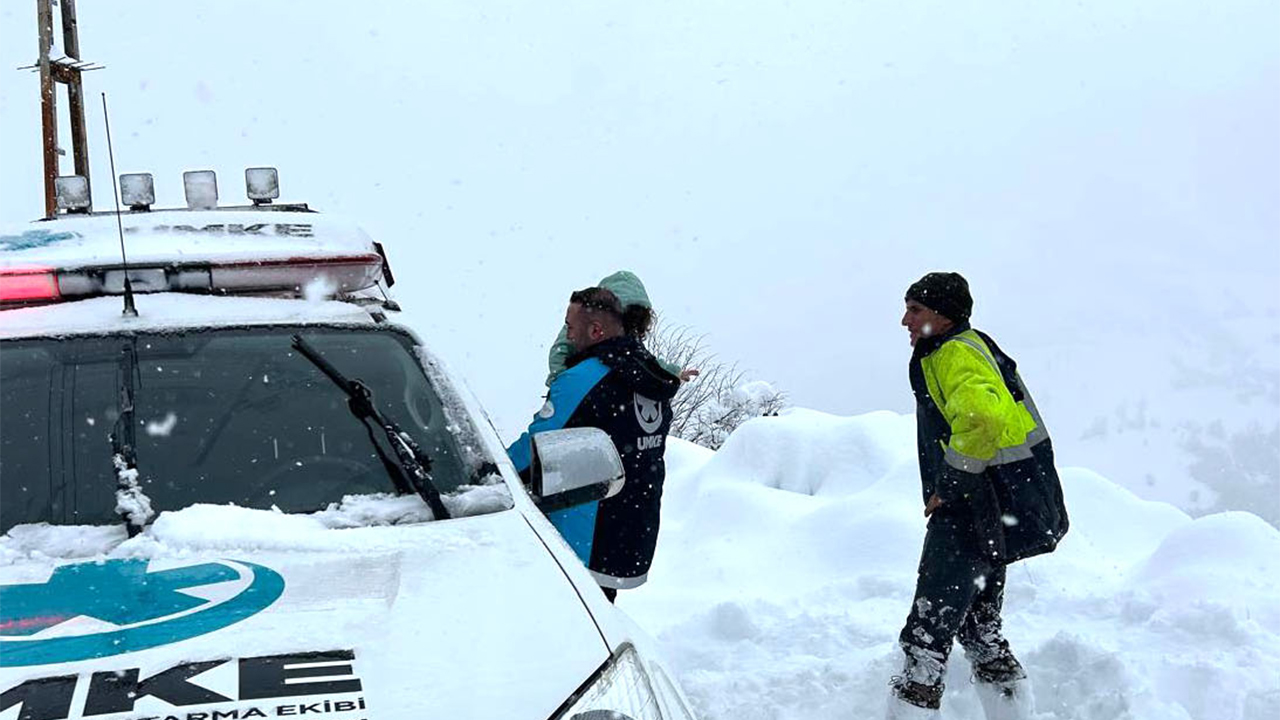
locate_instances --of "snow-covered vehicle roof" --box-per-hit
[0,207,389,315]
[0,208,378,269]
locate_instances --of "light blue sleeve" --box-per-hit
[547,502,600,565]
[506,358,610,474]
[507,358,612,567]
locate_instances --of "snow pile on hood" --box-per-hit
[627,408,1280,720]
[0,487,511,564]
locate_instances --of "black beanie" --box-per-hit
[905,272,973,323]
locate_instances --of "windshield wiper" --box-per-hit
[109,338,154,536]
[290,334,451,520]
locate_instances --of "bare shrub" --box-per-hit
[647,319,785,450]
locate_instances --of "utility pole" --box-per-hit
[36,0,57,218]
[32,0,101,218]
[61,1,91,192]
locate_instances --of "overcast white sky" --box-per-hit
[2,0,1277,512]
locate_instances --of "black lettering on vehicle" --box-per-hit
[273,224,313,238]
[2,650,360,720]
[0,675,77,720]
[238,651,361,701]
[84,661,232,716]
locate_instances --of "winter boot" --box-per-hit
[974,677,1032,720]
[972,656,1031,720]
[972,653,1026,685]
[885,677,943,719]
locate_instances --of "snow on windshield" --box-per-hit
[112,453,155,530]
[0,483,512,565]
[2,327,513,533]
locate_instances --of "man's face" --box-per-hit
[565,302,597,352]
[901,299,953,346]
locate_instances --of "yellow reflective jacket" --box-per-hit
[910,324,1068,563]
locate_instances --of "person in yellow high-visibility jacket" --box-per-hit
[887,272,1068,719]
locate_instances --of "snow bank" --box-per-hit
[627,409,1280,720]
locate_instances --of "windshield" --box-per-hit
[1,326,505,534]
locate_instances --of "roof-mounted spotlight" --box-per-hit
[245,167,279,205]
[120,173,155,212]
[183,170,218,210]
[54,175,92,213]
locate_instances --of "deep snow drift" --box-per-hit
[625,409,1280,720]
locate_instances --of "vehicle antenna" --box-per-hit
[101,92,137,317]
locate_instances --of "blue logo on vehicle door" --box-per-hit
[0,559,285,667]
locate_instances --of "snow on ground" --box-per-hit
[625,409,1280,720]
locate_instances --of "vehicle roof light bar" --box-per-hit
[246,167,280,205]
[54,176,92,213]
[120,173,155,211]
[1,254,384,309]
[183,170,218,210]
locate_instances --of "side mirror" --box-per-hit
[530,428,625,512]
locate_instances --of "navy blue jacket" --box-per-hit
[508,336,680,589]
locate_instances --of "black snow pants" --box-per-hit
[898,505,1016,687]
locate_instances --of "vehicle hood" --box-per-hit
[0,506,609,720]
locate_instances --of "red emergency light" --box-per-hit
[0,266,61,304]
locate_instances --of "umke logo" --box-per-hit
[0,559,285,667]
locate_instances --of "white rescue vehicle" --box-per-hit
[0,171,698,720]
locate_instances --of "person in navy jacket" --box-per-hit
[508,287,680,602]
